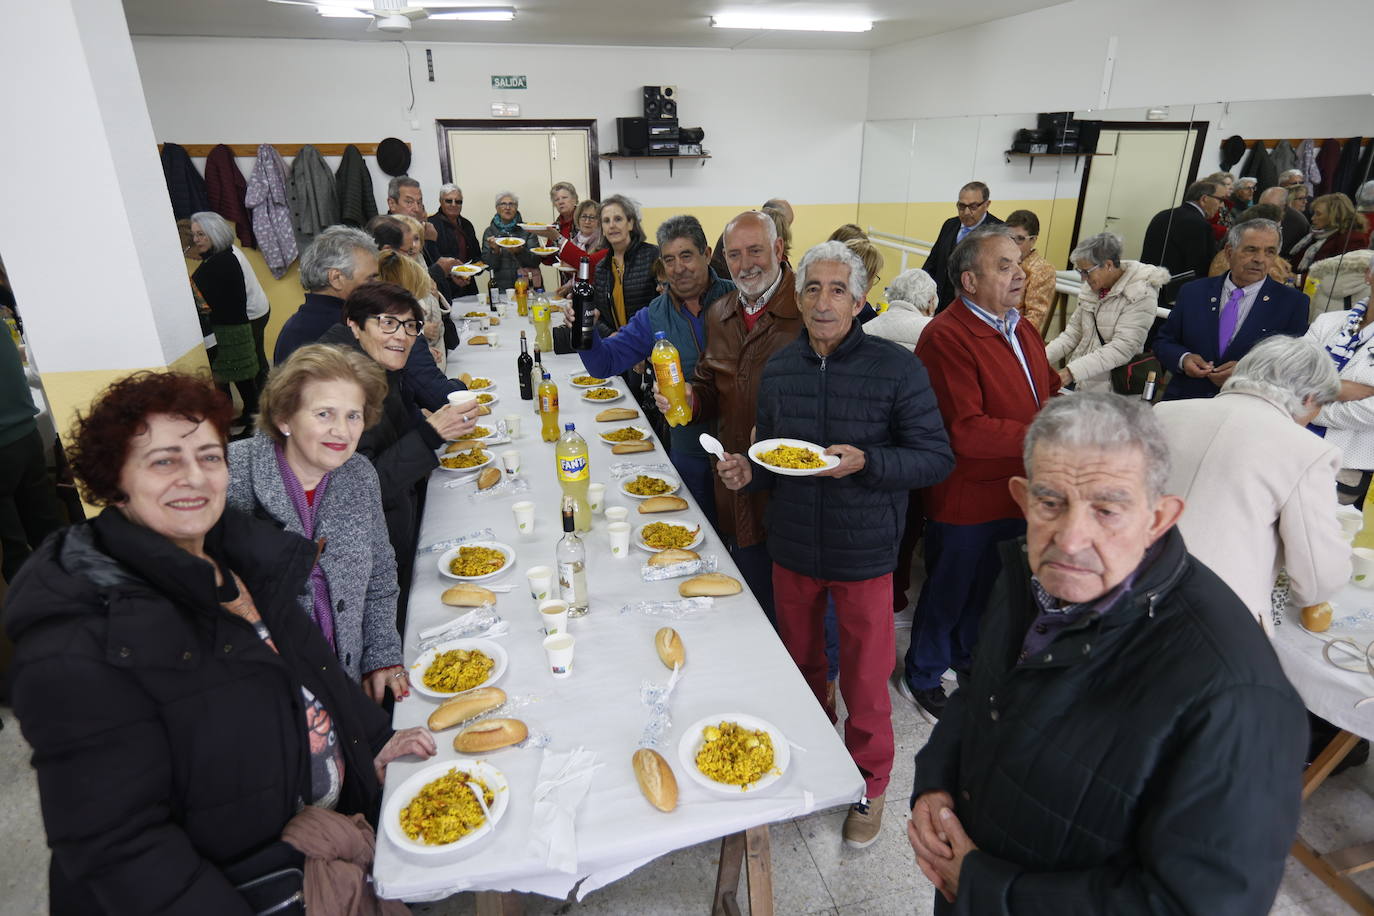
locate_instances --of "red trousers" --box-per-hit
[772,564,895,799]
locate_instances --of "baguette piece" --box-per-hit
[458,372,473,386]
[612,440,656,454]
[596,407,638,422]
[453,717,528,753]
[648,548,700,567]
[477,404,492,416]
[679,573,743,597]
[468,335,489,346]
[427,686,507,731]
[632,748,679,813]
[656,627,685,669]
[477,467,502,490]
[638,495,688,513]
[441,583,496,607]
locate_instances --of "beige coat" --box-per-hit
[1155,388,1349,635]
[1045,260,1167,393]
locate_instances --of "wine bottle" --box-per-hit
[571,256,596,351]
[517,331,534,400]
[556,496,589,616]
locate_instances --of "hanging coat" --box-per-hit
[160,142,210,220]
[245,144,298,280]
[1240,141,1278,193]
[1269,139,1298,176]
[1297,139,1321,190]
[204,144,256,249]
[1315,139,1343,196]
[288,144,339,251]
[335,145,378,228]
[1333,138,1366,199]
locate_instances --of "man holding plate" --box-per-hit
[717,240,953,849]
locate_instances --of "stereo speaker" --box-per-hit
[617,117,649,156]
[643,85,678,119]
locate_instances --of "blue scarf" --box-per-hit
[490,209,524,234]
[1322,298,1371,373]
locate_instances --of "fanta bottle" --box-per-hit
[555,422,591,531]
[538,372,560,442]
[515,277,530,317]
[650,331,692,426]
[532,294,554,352]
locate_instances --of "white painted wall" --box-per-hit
[131,36,870,213]
[868,0,1374,121]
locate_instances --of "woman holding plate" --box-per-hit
[229,343,411,704]
[481,190,542,292]
[4,370,432,914]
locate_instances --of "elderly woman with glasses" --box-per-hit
[1044,232,1170,393]
[317,283,476,587]
[1004,209,1057,331]
[189,211,267,424]
[481,190,543,292]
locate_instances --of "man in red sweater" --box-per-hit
[898,226,1060,720]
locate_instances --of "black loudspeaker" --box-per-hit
[678,127,704,145]
[643,85,678,119]
[617,117,649,156]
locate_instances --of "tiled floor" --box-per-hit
[2,609,1373,913]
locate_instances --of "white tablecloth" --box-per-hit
[1274,581,1374,742]
[372,309,864,902]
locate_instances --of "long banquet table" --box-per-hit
[372,304,864,907]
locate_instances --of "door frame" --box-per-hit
[1067,120,1209,260]
[434,119,601,201]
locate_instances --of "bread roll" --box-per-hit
[596,407,638,421]
[638,495,688,513]
[612,440,656,454]
[477,405,492,416]
[478,467,502,490]
[441,583,496,607]
[453,717,528,753]
[648,548,700,567]
[632,748,678,812]
[427,686,507,731]
[458,372,473,386]
[1302,602,1333,632]
[679,573,743,597]
[488,316,501,326]
[468,335,489,346]
[656,627,685,669]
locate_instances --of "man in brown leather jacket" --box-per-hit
[668,210,803,622]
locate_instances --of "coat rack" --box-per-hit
[1228,137,1370,150]
[156,142,407,157]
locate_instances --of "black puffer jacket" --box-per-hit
[911,528,1306,915]
[3,508,393,915]
[593,239,660,331]
[318,323,441,568]
[754,323,953,580]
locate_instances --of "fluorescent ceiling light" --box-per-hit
[710,12,872,32]
[430,8,516,20]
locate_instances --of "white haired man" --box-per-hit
[716,241,954,848]
[909,394,1306,914]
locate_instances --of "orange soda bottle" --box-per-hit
[650,332,692,427]
[538,372,560,442]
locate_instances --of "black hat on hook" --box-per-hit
[376,137,412,177]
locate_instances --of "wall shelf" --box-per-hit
[156,142,407,157]
[601,153,711,178]
[1003,150,1111,174]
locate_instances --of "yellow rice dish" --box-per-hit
[422,647,495,692]
[440,449,489,469]
[463,311,486,318]
[476,393,495,405]
[448,545,507,577]
[468,378,492,389]
[399,768,494,845]
[641,522,699,550]
[625,475,673,496]
[758,444,825,469]
[602,427,646,442]
[584,387,619,400]
[456,426,492,441]
[572,375,607,386]
[695,722,776,788]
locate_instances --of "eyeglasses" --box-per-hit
[497,201,517,208]
[369,315,424,336]
[1076,265,1100,279]
[955,200,989,212]
[442,198,463,205]
[1009,234,1036,244]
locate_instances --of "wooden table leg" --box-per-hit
[1292,837,1374,916]
[744,825,774,916]
[474,890,524,915]
[713,831,747,916]
[1291,728,1374,914]
[1303,728,1363,800]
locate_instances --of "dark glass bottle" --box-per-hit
[517,331,534,400]
[571,256,596,351]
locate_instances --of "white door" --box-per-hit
[1078,129,1198,259]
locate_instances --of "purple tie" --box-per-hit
[1217,286,1246,356]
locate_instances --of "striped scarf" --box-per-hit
[273,442,335,648]
[1322,299,1371,373]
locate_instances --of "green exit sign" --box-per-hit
[491,75,527,90]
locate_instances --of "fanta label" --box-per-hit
[655,360,683,386]
[558,454,589,482]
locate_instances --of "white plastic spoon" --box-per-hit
[699,432,726,461]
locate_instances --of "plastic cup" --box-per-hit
[539,599,570,636]
[504,413,523,438]
[513,501,536,537]
[1353,548,1374,588]
[588,483,606,515]
[526,564,553,601]
[448,391,478,414]
[501,449,522,474]
[487,332,500,348]
[605,506,629,524]
[542,632,576,678]
[608,521,632,558]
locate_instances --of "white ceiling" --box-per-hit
[122,0,1068,52]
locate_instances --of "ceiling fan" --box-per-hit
[266,0,515,33]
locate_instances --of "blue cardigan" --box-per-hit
[578,272,734,457]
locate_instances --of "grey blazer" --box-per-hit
[228,434,402,680]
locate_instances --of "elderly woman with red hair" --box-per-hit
[3,371,431,914]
